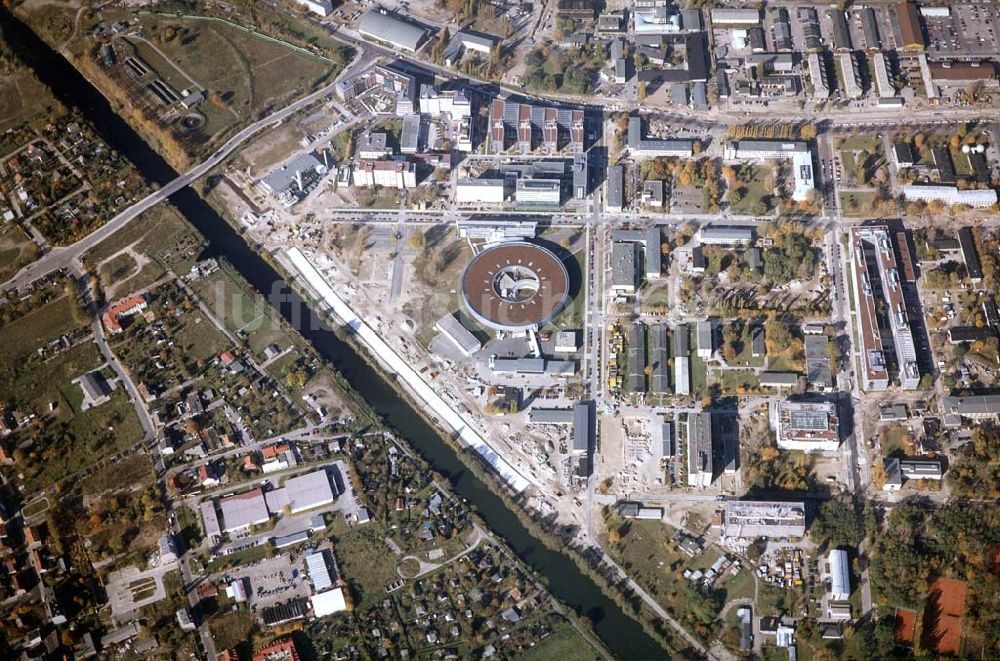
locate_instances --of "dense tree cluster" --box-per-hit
[869,500,1000,650]
[948,424,1000,499]
[523,46,597,95]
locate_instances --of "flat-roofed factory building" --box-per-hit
[358,9,429,52]
[686,412,714,487]
[434,314,481,357]
[723,500,806,539]
[773,400,840,453]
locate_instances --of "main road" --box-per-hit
[1,52,362,292]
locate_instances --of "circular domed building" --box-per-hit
[460,242,570,331]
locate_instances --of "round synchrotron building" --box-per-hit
[460,241,570,332]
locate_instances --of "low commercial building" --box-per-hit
[697,225,755,246]
[515,179,561,208]
[804,334,833,390]
[354,160,417,189]
[686,412,714,487]
[527,403,592,476]
[873,52,896,98]
[883,457,944,490]
[893,1,925,50]
[807,53,830,99]
[435,314,481,357]
[774,400,839,452]
[606,165,624,212]
[400,114,421,154]
[611,241,638,293]
[958,227,983,282]
[617,501,664,519]
[940,394,1000,420]
[696,320,715,359]
[627,116,695,157]
[840,52,863,98]
[760,371,800,389]
[310,587,348,618]
[456,179,507,205]
[893,142,916,168]
[723,500,806,539]
[903,185,998,208]
[358,9,429,52]
[674,324,691,395]
[723,140,815,202]
[711,8,760,26]
[650,323,670,393]
[264,469,337,514]
[628,323,647,392]
[643,179,664,207]
[358,131,393,161]
[610,227,662,279]
[554,331,578,353]
[294,0,333,16]
[218,489,270,533]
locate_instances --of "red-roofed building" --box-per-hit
[252,637,300,661]
[101,295,149,334]
[261,443,290,459]
[219,351,236,366]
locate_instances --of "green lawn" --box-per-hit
[691,357,708,398]
[542,248,586,332]
[836,135,880,152]
[839,191,878,217]
[713,369,758,394]
[722,569,756,602]
[729,165,775,216]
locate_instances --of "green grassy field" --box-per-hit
[542,248,586,332]
[0,224,40,281]
[836,135,880,152]
[131,15,337,139]
[729,165,774,216]
[520,622,602,661]
[191,265,294,356]
[83,202,203,276]
[840,191,879,217]
[0,64,59,133]
[0,296,85,371]
[334,524,400,611]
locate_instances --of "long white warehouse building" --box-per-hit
[285,247,533,492]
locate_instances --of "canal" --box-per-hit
[0,7,665,658]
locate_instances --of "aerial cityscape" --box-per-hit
[0,0,998,659]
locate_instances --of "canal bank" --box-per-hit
[0,6,670,659]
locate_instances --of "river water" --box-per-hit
[0,7,665,658]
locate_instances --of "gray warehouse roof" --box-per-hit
[219,489,270,532]
[941,394,1000,416]
[611,241,638,290]
[607,164,624,210]
[401,114,421,152]
[804,334,833,389]
[359,9,429,51]
[573,402,591,453]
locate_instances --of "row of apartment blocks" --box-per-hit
[849,225,922,391]
[489,99,585,154]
